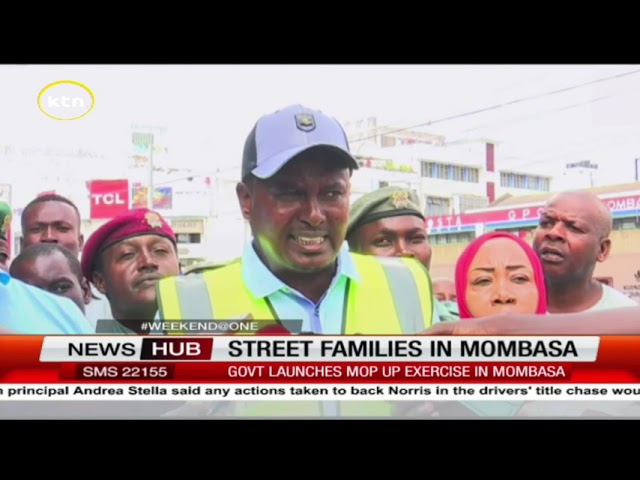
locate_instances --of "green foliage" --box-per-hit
[383,160,415,173]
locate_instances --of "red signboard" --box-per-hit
[88,180,129,220]
[426,192,640,233]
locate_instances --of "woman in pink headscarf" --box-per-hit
[398,231,548,418]
[455,231,547,319]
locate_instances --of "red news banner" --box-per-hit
[0,335,637,385]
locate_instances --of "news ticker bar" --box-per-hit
[0,383,639,402]
[56,361,639,383]
[0,335,635,384]
[38,336,600,362]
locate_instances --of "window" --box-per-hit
[425,197,451,217]
[176,233,202,244]
[420,161,479,183]
[459,195,489,212]
[613,218,640,230]
[428,232,474,245]
[542,178,550,191]
[500,172,550,192]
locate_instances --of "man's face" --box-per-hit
[532,195,610,283]
[0,238,9,271]
[92,234,180,314]
[237,150,351,275]
[348,215,432,270]
[21,201,84,256]
[10,251,90,313]
[433,279,456,303]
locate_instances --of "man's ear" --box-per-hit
[78,234,85,252]
[92,271,108,295]
[597,237,611,263]
[81,278,92,305]
[236,182,252,220]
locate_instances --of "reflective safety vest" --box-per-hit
[156,253,433,417]
[156,253,434,333]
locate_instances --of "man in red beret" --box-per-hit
[81,208,181,334]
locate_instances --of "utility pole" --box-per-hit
[148,137,154,209]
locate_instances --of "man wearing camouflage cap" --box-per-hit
[347,186,432,269]
[346,186,455,322]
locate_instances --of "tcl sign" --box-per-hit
[88,180,129,219]
[93,193,126,205]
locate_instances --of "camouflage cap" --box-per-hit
[347,186,424,238]
[0,202,11,241]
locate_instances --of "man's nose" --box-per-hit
[545,222,566,241]
[40,227,58,242]
[395,241,414,258]
[302,197,326,226]
[137,249,159,270]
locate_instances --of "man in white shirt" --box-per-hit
[532,190,637,313]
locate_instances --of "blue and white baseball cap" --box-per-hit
[242,104,359,180]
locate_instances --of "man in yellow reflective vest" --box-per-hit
[156,104,438,417]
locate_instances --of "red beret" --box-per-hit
[81,208,176,282]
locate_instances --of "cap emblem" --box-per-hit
[144,212,163,229]
[391,191,410,209]
[295,113,316,132]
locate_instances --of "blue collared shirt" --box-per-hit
[0,271,94,334]
[241,241,438,334]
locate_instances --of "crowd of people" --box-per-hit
[2,103,638,337]
[2,103,640,416]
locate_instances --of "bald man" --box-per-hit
[432,278,456,302]
[532,190,636,313]
[432,277,459,320]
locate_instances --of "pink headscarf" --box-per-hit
[455,231,547,319]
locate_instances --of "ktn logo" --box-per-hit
[38,80,94,120]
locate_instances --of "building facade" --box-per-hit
[425,182,640,303]
[343,119,639,303]
[345,117,553,216]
